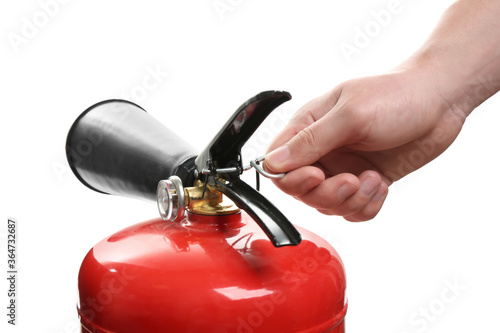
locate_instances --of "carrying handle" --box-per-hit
[215,177,301,247]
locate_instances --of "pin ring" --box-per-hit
[250,159,286,179]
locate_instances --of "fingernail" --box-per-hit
[338,183,356,201]
[266,145,290,169]
[360,178,379,197]
[372,186,387,202]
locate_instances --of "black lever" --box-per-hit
[196,91,301,247]
[195,91,292,173]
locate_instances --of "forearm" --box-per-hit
[400,0,500,112]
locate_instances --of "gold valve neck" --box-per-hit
[184,181,240,216]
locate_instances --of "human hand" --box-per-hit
[265,66,470,222]
[265,0,500,221]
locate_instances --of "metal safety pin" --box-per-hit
[249,156,286,179]
[201,155,286,179]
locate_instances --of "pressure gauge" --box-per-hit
[157,176,185,221]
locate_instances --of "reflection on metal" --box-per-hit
[214,286,274,301]
[185,181,240,216]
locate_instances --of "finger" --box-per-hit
[315,171,383,217]
[270,165,325,197]
[266,97,365,173]
[295,173,360,210]
[267,89,342,153]
[357,121,462,182]
[343,182,388,222]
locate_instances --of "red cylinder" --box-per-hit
[77,211,347,332]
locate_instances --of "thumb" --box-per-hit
[266,108,358,172]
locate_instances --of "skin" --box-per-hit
[265,0,500,222]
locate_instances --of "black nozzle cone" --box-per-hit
[66,100,197,201]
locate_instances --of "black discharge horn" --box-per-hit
[66,91,301,247]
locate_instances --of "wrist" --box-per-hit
[396,0,500,114]
[392,50,471,117]
[413,41,500,112]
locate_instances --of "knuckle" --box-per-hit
[303,108,319,123]
[292,107,318,124]
[296,126,320,149]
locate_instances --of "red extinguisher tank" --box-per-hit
[77,212,346,332]
[67,92,347,332]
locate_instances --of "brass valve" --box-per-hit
[184,181,240,216]
[157,176,239,221]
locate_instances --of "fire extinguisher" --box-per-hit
[66,91,347,332]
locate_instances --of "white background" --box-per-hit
[1,0,499,332]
